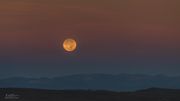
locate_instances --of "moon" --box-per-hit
[63,38,77,52]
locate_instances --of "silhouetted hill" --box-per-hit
[0,88,180,101]
[0,74,180,91]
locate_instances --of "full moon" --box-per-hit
[63,38,77,52]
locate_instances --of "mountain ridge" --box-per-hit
[0,74,180,91]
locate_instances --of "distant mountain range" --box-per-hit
[1,88,180,101]
[0,74,180,91]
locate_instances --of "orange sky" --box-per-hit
[0,0,180,77]
[0,0,179,60]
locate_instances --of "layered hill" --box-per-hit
[0,74,180,91]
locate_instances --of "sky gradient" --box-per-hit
[0,0,180,78]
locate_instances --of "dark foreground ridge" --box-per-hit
[0,88,180,101]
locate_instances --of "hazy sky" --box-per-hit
[0,0,180,78]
